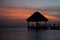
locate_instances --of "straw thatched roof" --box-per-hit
[26,11,48,22]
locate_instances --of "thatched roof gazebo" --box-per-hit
[26,11,48,30]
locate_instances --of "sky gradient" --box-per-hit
[0,7,60,22]
[0,7,60,27]
[1,0,60,8]
[0,0,60,21]
[0,0,60,25]
[0,0,60,27]
[0,0,60,17]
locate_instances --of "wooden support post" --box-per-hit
[28,21,29,30]
[45,21,48,29]
[58,24,59,30]
[36,21,38,28]
[45,22,47,26]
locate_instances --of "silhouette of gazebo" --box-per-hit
[26,11,48,29]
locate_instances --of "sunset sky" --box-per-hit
[1,0,60,8]
[0,0,60,24]
[0,7,60,22]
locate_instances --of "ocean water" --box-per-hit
[0,28,60,40]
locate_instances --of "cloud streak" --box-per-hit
[0,7,60,22]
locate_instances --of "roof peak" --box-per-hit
[26,11,48,22]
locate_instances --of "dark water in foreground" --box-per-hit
[0,28,60,40]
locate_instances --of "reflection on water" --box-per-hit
[28,30,60,40]
[0,28,60,40]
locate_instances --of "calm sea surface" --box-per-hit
[0,28,60,40]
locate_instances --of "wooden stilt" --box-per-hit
[36,21,38,29]
[28,21,29,30]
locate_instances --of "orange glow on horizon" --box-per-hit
[0,7,60,21]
